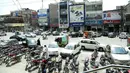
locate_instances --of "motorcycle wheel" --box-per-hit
[64,67,69,73]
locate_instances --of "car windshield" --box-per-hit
[48,44,58,48]
[65,45,74,50]
[112,47,128,54]
[28,40,36,44]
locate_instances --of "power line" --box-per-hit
[12,0,20,10]
[16,0,22,9]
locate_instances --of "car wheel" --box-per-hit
[81,46,85,50]
[98,47,103,52]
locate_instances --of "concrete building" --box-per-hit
[103,10,121,32]
[0,8,38,32]
[49,3,59,31]
[124,3,130,32]
[84,0,103,32]
[59,1,69,31]
[37,9,49,30]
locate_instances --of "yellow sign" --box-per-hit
[12,23,24,27]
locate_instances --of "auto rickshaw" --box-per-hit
[55,35,69,47]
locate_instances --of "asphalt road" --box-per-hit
[0,32,127,73]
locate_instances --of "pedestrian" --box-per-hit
[43,45,49,60]
[37,38,41,46]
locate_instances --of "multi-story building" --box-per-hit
[0,8,38,32]
[49,3,59,31]
[103,10,121,32]
[84,0,103,32]
[124,3,130,32]
[59,1,69,31]
[37,9,49,30]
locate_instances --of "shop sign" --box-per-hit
[103,20,120,24]
[85,20,103,25]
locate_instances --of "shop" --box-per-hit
[103,20,120,32]
[69,25,84,32]
[103,10,121,33]
[84,20,103,32]
[5,23,24,32]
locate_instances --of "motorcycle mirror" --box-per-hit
[44,45,47,47]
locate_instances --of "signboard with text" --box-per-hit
[69,4,85,26]
[37,9,48,26]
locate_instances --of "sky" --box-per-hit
[0,0,129,15]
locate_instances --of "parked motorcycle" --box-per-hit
[38,59,47,73]
[83,57,89,71]
[63,57,70,73]
[70,56,79,73]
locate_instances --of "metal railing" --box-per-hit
[83,64,130,73]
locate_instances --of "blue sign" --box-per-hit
[69,22,84,27]
[85,20,103,25]
[38,14,47,17]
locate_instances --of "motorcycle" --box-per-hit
[70,56,79,73]
[38,59,47,73]
[6,53,22,67]
[43,34,47,40]
[100,55,110,66]
[63,57,70,73]
[83,57,89,71]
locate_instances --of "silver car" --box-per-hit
[105,45,130,65]
[119,32,128,39]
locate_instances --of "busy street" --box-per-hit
[0,32,129,73]
[0,0,130,73]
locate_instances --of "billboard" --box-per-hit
[37,9,47,17]
[103,11,121,20]
[86,12,102,19]
[37,9,48,26]
[69,4,85,26]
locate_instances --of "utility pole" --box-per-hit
[42,0,43,9]
[120,6,124,32]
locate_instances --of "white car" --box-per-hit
[60,43,77,58]
[47,42,59,56]
[25,32,36,37]
[105,45,130,65]
[78,39,105,50]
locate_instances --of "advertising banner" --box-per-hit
[37,9,47,18]
[85,20,103,25]
[103,11,121,20]
[37,9,48,26]
[86,12,102,19]
[69,4,85,26]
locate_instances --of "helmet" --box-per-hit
[84,57,89,63]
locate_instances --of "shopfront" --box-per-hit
[103,10,121,32]
[85,19,103,32]
[103,20,120,32]
[5,23,24,32]
[69,23,84,32]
